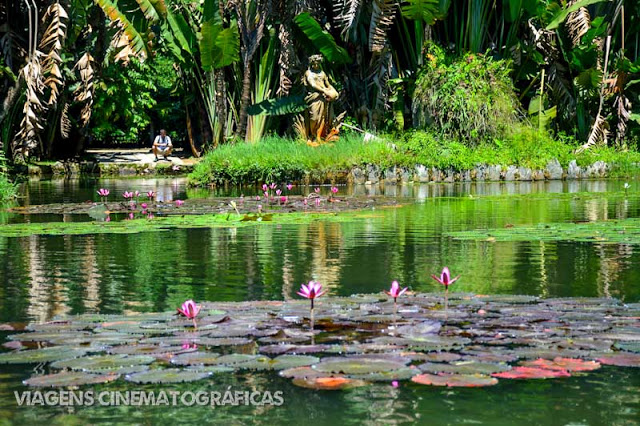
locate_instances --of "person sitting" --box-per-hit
[152,129,173,161]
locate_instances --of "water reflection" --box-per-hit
[1,179,639,322]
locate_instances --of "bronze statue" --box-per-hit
[294,54,345,145]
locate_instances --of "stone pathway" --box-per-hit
[85,148,198,166]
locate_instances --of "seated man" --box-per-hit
[152,129,173,161]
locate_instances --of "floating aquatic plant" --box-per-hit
[97,188,109,203]
[385,280,408,328]
[177,300,200,329]
[431,267,459,319]
[297,281,326,331]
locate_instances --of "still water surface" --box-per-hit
[0,178,638,424]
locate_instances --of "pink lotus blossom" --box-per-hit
[269,183,277,190]
[263,191,269,198]
[431,267,460,289]
[280,196,287,204]
[331,186,338,194]
[385,280,408,301]
[286,184,293,190]
[315,198,321,207]
[255,196,261,201]
[128,212,134,220]
[262,184,268,191]
[304,199,308,206]
[122,191,134,200]
[276,189,282,196]
[257,204,263,213]
[147,191,155,200]
[97,188,110,197]
[141,203,148,209]
[175,200,184,207]
[134,191,140,198]
[172,165,181,171]
[392,381,399,388]
[314,187,320,193]
[297,281,326,302]
[105,215,111,222]
[177,299,201,329]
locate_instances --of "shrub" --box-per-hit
[0,175,16,203]
[412,45,521,145]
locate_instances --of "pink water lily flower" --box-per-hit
[315,198,321,207]
[122,191,134,199]
[97,188,109,197]
[175,199,184,207]
[141,203,148,210]
[134,191,140,198]
[147,213,154,219]
[431,267,460,289]
[263,191,269,198]
[331,186,338,194]
[280,196,288,204]
[262,184,268,191]
[276,189,282,196]
[177,299,201,328]
[269,183,277,190]
[286,184,293,190]
[314,187,320,193]
[385,280,408,300]
[297,281,326,300]
[146,191,155,200]
[128,212,134,220]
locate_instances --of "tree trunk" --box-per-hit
[237,63,252,140]
[186,103,200,157]
[214,68,227,144]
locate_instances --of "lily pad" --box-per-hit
[418,361,511,375]
[0,347,90,364]
[520,358,601,372]
[411,373,498,387]
[614,342,640,353]
[492,367,571,379]
[126,369,211,384]
[292,377,368,390]
[171,352,221,366]
[24,371,119,388]
[50,354,155,372]
[596,353,640,367]
[312,357,408,375]
[107,345,189,356]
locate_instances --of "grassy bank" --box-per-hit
[189,128,640,185]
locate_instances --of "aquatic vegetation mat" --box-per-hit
[447,218,640,245]
[4,293,639,389]
[0,210,384,238]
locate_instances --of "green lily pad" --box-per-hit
[107,345,189,356]
[0,347,90,364]
[8,332,92,343]
[171,352,221,366]
[51,354,155,372]
[411,373,498,387]
[312,357,408,375]
[197,338,254,347]
[24,371,120,388]
[614,342,640,353]
[418,361,511,375]
[125,369,211,384]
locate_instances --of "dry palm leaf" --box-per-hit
[72,52,94,127]
[565,5,590,46]
[369,0,397,53]
[14,56,45,158]
[39,3,68,105]
[334,0,361,39]
[60,102,71,139]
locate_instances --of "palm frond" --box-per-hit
[60,103,71,139]
[333,0,361,39]
[369,0,397,53]
[95,0,150,62]
[39,3,68,105]
[73,52,94,127]
[565,4,590,46]
[14,56,45,159]
[577,113,608,153]
[134,0,167,22]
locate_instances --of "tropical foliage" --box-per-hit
[1,0,639,163]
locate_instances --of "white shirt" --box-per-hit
[154,135,172,148]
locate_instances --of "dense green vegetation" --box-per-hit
[1,0,639,173]
[189,128,640,185]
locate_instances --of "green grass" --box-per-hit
[189,128,640,185]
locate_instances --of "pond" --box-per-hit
[0,177,638,424]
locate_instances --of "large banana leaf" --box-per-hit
[95,0,150,60]
[248,95,306,116]
[166,10,196,55]
[134,0,167,22]
[401,0,440,24]
[528,95,557,131]
[293,13,351,65]
[200,16,240,71]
